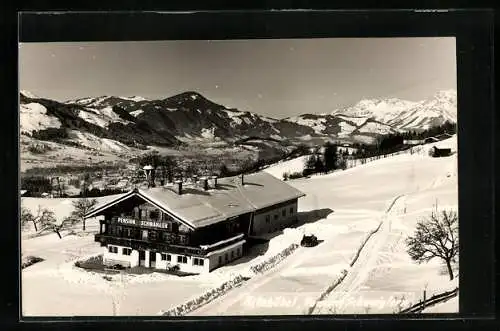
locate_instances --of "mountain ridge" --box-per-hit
[19,89,457,153]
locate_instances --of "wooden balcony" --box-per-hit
[95,234,206,256]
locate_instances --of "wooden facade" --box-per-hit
[93,194,296,273]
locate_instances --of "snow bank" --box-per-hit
[130,109,144,117]
[160,274,248,316]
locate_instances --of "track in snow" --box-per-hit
[312,194,407,314]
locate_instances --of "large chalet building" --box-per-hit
[85,171,305,274]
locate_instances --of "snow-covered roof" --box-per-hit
[85,171,306,229]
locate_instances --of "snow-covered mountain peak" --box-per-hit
[118,96,149,102]
[330,90,457,131]
[434,89,457,100]
[20,90,39,99]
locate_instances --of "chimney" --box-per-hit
[174,180,183,195]
[143,165,155,188]
[200,177,209,191]
[240,173,244,186]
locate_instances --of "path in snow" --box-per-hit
[312,194,406,314]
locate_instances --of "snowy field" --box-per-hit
[189,136,458,315]
[21,136,458,316]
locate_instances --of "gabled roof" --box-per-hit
[85,171,306,229]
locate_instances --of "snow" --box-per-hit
[224,110,243,125]
[118,96,148,102]
[200,127,216,140]
[20,103,62,134]
[338,122,357,137]
[21,136,458,316]
[332,91,457,131]
[357,121,393,135]
[129,110,144,117]
[21,90,39,98]
[260,116,278,124]
[270,134,283,141]
[191,136,458,315]
[336,115,368,127]
[77,110,109,128]
[68,130,131,153]
[352,134,377,144]
[290,117,326,134]
[421,295,458,313]
[299,134,312,141]
[264,155,310,178]
[242,117,253,125]
[78,107,132,128]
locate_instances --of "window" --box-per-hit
[282,209,286,217]
[265,215,270,224]
[193,257,204,266]
[290,207,294,215]
[162,232,171,242]
[177,255,187,264]
[225,253,228,262]
[166,254,171,261]
[149,210,159,220]
[274,214,278,220]
[148,231,158,241]
[237,248,241,256]
[231,251,234,259]
[108,246,118,254]
[140,209,147,220]
[122,248,132,255]
[178,234,188,244]
[218,256,222,264]
[124,228,133,238]
[161,253,167,261]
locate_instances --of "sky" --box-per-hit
[19,38,456,119]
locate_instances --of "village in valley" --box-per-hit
[20,38,459,317]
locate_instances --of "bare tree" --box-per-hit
[39,210,78,239]
[20,205,49,232]
[406,208,459,280]
[20,206,33,230]
[71,198,98,231]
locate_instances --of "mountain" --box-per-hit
[20,90,39,99]
[331,90,457,131]
[19,90,457,156]
[286,113,399,143]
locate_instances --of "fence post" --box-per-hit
[422,289,426,311]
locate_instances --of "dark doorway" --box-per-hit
[139,250,146,267]
[150,251,156,268]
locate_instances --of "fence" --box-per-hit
[399,287,459,314]
[346,145,426,169]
